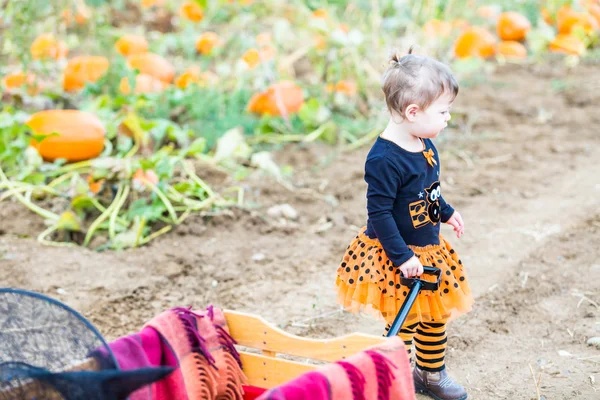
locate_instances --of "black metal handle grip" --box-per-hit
[386,266,441,338]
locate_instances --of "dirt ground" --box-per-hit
[2,61,600,399]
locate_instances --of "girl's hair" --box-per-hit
[382,46,459,118]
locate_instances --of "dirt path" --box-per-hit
[1,62,599,398]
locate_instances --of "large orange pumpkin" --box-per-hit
[247,81,304,116]
[28,110,105,162]
[180,1,204,22]
[115,35,148,56]
[498,41,528,59]
[63,56,110,92]
[549,34,586,56]
[557,6,599,34]
[454,27,497,59]
[2,72,41,95]
[30,33,68,60]
[119,74,167,94]
[496,12,531,41]
[127,53,175,83]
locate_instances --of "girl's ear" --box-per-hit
[405,104,420,122]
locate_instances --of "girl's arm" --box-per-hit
[365,156,414,266]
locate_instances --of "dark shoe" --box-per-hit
[413,366,467,400]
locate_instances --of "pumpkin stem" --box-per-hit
[37,225,78,247]
[180,160,216,198]
[138,225,172,245]
[144,181,178,223]
[84,183,125,247]
[0,166,59,222]
[109,184,131,240]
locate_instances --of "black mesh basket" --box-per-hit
[0,288,172,400]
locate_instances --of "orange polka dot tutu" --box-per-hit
[335,227,474,326]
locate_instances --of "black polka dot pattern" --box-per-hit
[336,232,470,324]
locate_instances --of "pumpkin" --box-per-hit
[63,56,110,92]
[312,9,328,19]
[180,1,204,22]
[327,80,357,96]
[497,41,528,59]
[454,27,497,59]
[549,34,586,56]
[247,81,304,116]
[422,19,452,38]
[141,0,165,8]
[541,7,554,25]
[115,35,148,56]
[196,32,220,55]
[61,8,88,26]
[496,12,531,41]
[119,74,167,94]
[175,66,201,89]
[133,169,159,189]
[127,53,175,83]
[557,6,599,34]
[2,72,41,95]
[242,45,275,68]
[28,110,105,162]
[30,33,68,60]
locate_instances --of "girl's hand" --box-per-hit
[446,211,465,238]
[398,256,423,278]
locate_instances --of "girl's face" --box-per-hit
[410,92,454,139]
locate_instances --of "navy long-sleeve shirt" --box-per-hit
[364,136,454,267]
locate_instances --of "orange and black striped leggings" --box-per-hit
[385,320,447,372]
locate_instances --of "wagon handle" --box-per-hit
[386,266,441,337]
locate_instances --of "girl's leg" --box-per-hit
[414,321,447,372]
[384,321,418,359]
[413,320,467,400]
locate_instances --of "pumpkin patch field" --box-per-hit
[1,1,600,398]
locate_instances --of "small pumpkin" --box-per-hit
[242,45,275,69]
[30,33,68,60]
[247,81,304,116]
[327,80,357,96]
[175,66,201,89]
[549,34,586,56]
[497,41,528,59]
[61,9,88,26]
[141,0,165,8]
[63,56,110,92]
[312,9,328,19]
[196,32,220,55]
[28,110,105,162]
[422,19,452,38]
[115,35,149,56]
[127,53,175,83]
[557,6,598,34]
[133,168,159,189]
[496,12,531,41]
[180,1,204,22]
[2,72,41,95]
[119,74,167,94]
[454,27,497,59]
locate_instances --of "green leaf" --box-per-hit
[72,196,97,213]
[193,0,208,9]
[29,131,60,143]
